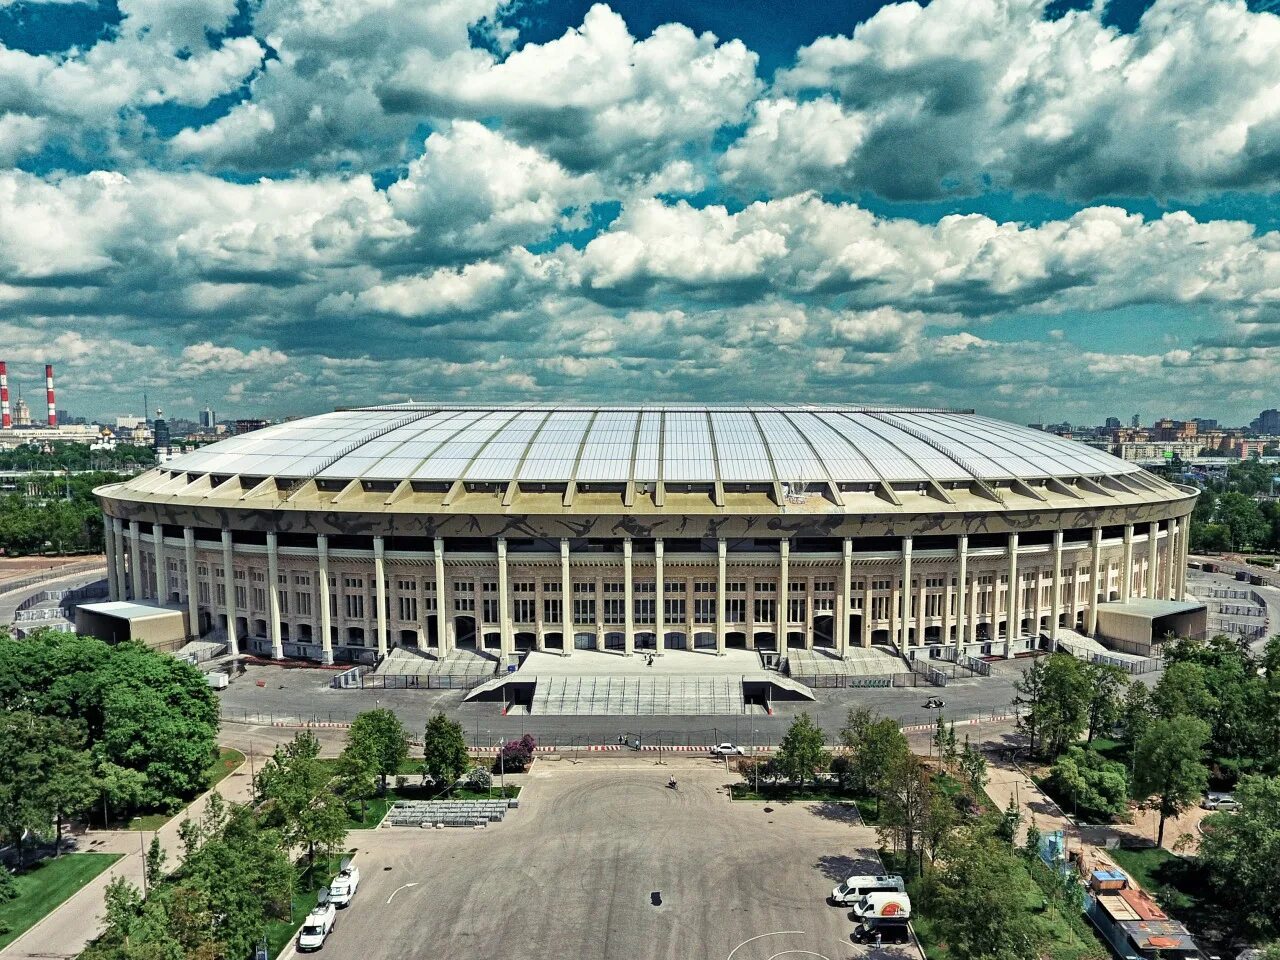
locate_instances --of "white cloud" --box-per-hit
[179,342,289,373]
[724,0,1280,200]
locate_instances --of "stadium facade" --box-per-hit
[94,405,1196,665]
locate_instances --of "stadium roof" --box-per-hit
[166,404,1143,488]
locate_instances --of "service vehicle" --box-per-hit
[709,742,746,756]
[297,903,336,952]
[328,861,360,907]
[830,874,905,906]
[852,916,911,944]
[851,891,912,919]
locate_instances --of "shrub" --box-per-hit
[495,734,537,773]
[467,767,492,791]
[0,867,16,904]
[1049,746,1130,820]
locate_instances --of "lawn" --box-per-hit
[264,853,350,959]
[0,853,122,950]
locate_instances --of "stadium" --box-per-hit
[94,404,1197,674]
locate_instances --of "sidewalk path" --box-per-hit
[0,755,255,960]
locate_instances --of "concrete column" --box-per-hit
[622,538,634,655]
[776,539,789,649]
[915,574,926,648]
[318,535,333,664]
[128,521,142,600]
[716,538,727,655]
[266,532,284,659]
[654,539,665,654]
[1179,515,1191,599]
[111,517,127,601]
[1050,530,1063,649]
[968,569,979,646]
[839,539,852,658]
[1164,519,1177,600]
[955,534,968,647]
[1032,563,1043,643]
[862,576,872,648]
[221,529,238,657]
[559,539,572,656]
[103,517,119,601]
[1088,526,1103,635]
[1121,525,1134,602]
[899,536,912,650]
[153,524,165,602]
[1004,533,1018,658]
[432,538,448,657]
[496,537,512,656]
[184,527,199,639]
[1146,521,1159,599]
[373,536,388,659]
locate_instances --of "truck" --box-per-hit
[850,891,912,919]
[852,916,912,944]
[297,902,336,952]
[328,861,360,908]
[830,874,905,906]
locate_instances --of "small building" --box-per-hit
[1093,598,1208,655]
[75,601,190,650]
[1086,874,1206,960]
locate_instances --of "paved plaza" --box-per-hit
[311,760,912,960]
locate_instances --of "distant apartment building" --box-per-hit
[1251,408,1280,434]
[1112,442,1201,462]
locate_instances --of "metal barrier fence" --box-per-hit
[792,673,896,689]
[1211,619,1268,640]
[0,561,106,596]
[14,580,107,614]
[1219,603,1266,617]
[329,667,490,690]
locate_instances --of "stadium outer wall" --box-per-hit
[94,450,1196,666]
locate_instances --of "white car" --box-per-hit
[328,864,360,907]
[297,903,336,952]
[710,742,746,756]
[1201,792,1240,811]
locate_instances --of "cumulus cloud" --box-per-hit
[724,0,1280,200]
[179,342,289,374]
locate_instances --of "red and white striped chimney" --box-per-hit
[0,361,10,429]
[45,364,56,427]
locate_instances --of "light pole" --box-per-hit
[752,727,759,793]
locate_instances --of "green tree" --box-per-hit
[1084,663,1126,743]
[774,713,827,788]
[255,732,347,864]
[838,708,908,807]
[1013,657,1047,757]
[1198,774,1280,939]
[877,751,932,876]
[346,708,409,792]
[995,795,1022,844]
[1118,680,1153,750]
[1048,746,1130,820]
[144,836,167,891]
[0,711,53,865]
[959,735,988,794]
[422,713,469,788]
[43,733,97,856]
[1153,661,1216,721]
[332,749,378,824]
[1036,654,1091,758]
[95,759,147,827]
[928,833,1039,960]
[1133,715,1210,847]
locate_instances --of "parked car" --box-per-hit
[710,742,746,756]
[328,861,360,907]
[297,903,336,951]
[1202,792,1240,811]
[852,916,911,944]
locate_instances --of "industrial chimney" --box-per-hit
[45,364,56,427]
[0,361,9,429]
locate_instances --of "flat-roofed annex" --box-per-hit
[160,403,1144,490]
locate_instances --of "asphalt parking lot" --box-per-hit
[316,760,912,960]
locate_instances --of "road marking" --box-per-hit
[764,953,831,960]
[386,882,419,904]
[726,931,805,960]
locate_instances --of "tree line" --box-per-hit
[0,471,134,555]
[0,629,220,863]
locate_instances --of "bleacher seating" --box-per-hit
[528,675,746,715]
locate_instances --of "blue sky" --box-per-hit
[1,0,1279,426]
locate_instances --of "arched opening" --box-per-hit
[454,616,476,648]
[1109,590,1120,601]
[948,625,957,642]
[199,611,212,634]
[754,631,777,650]
[482,631,501,650]
[924,625,942,644]
[399,628,418,647]
[997,621,1008,639]
[664,631,687,650]
[1020,617,1033,637]
[603,632,625,651]
[1058,613,1067,627]
[170,590,181,604]
[1075,611,1085,628]
[544,631,564,650]
[298,623,313,641]
[871,629,891,646]
[975,622,992,642]
[346,626,365,646]
[253,618,267,637]
[279,622,291,641]
[848,614,862,645]
[425,617,440,648]
[726,631,747,649]
[693,631,716,649]
[906,627,917,644]
[574,632,595,650]
[812,615,835,647]
[786,630,806,648]
[635,632,656,650]
[514,631,536,651]
[1038,616,1049,634]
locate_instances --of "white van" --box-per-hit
[328,862,360,907]
[851,891,912,920]
[297,903,336,951]
[829,874,905,906]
